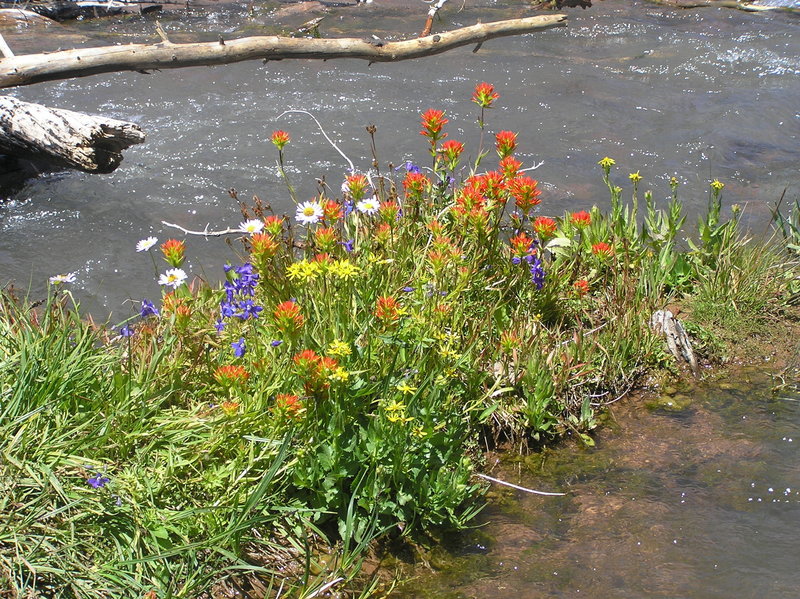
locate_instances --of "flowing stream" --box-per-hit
[389,368,800,598]
[0,0,798,316]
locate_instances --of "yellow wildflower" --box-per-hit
[438,347,462,361]
[328,367,350,383]
[598,156,615,169]
[710,179,725,192]
[328,339,352,357]
[628,171,642,183]
[286,260,321,283]
[396,381,418,395]
[328,259,361,280]
[411,425,428,439]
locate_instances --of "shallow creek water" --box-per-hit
[390,367,800,598]
[0,0,798,316]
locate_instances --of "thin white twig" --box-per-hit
[308,577,345,598]
[277,110,355,173]
[520,160,544,172]
[475,473,566,496]
[161,220,242,237]
[559,316,616,346]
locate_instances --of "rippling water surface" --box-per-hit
[390,368,800,598]
[1,0,798,315]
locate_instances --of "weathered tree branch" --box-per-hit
[0,14,567,89]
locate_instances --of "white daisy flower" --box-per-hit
[158,268,188,289]
[356,197,381,215]
[49,272,77,285]
[136,236,158,252]
[295,201,323,226]
[238,219,264,235]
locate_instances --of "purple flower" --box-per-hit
[271,340,283,347]
[220,301,236,318]
[395,161,421,174]
[140,299,159,318]
[343,200,355,217]
[341,239,355,253]
[529,256,545,290]
[88,474,110,489]
[119,325,134,337]
[232,337,246,358]
[511,256,522,266]
[401,286,415,293]
[236,300,263,320]
[214,319,225,333]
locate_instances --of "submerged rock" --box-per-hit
[645,393,693,412]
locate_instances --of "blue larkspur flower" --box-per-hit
[214,319,225,333]
[88,474,110,489]
[119,325,134,337]
[529,256,545,290]
[140,299,159,318]
[232,338,246,358]
[271,340,283,347]
[220,301,236,318]
[341,239,355,253]
[401,286,415,292]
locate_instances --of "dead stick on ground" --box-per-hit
[0,14,567,89]
[475,473,566,496]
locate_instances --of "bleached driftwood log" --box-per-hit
[0,96,145,173]
[650,309,699,376]
[0,14,567,89]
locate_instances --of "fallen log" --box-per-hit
[0,96,145,173]
[0,14,567,89]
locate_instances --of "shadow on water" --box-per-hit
[390,367,800,598]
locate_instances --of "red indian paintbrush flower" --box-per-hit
[160,239,185,268]
[439,139,465,168]
[345,174,370,202]
[274,300,304,335]
[499,156,523,179]
[533,216,557,239]
[379,200,401,224]
[507,176,542,214]
[322,199,343,222]
[472,82,500,108]
[270,130,290,150]
[495,131,518,159]
[420,109,448,143]
[275,393,303,416]
[403,172,430,198]
[591,242,614,258]
[263,215,284,236]
[314,227,337,252]
[214,364,249,388]
[509,232,535,257]
[570,210,592,228]
[375,295,402,325]
[499,330,522,354]
[250,233,279,260]
[573,279,590,296]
